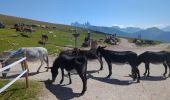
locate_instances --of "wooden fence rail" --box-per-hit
[0,57,29,93]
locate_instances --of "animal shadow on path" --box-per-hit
[87,74,133,86]
[67,69,100,76]
[0,71,45,79]
[42,80,80,100]
[140,76,167,81]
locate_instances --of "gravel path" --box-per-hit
[1,38,170,100]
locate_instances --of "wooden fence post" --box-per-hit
[24,50,29,88]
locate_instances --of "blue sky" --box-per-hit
[0,0,170,28]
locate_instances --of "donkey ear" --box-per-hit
[45,67,52,69]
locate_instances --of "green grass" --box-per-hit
[0,14,106,54]
[126,37,134,43]
[0,79,42,100]
[167,46,170,51]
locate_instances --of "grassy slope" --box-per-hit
[0,79,42,100]
[0,14,105,54]
[167,46,170,51]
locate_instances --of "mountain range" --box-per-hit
[71,22,170,42]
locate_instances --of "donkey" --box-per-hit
[46,51,87,95]
[2,47,49,77]
[96,46,140,82]
[137,51,170,77]
[73,49,103,70]
[41,34,48,45]
[73,40,103,71]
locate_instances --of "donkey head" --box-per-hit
[46,57,61,82]
[96,46,106,56]
[1,61,9,78]
[45,65,59,82]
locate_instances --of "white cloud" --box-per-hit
[112,24,136,28]
[112,24,170,29]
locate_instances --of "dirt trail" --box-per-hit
[107,38,169,54]
[1,38,170,100]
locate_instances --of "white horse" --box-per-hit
[2,47,49,77]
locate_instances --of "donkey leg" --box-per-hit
[146,63,150,77]
[68,72,72,84]
[60,69,64,84]
[136,68,140,83]
[163,63,167,77]
[37,58,44,73]
[21,62,25,71]
[143,63,147,76]
[129,66,134,77]
[131,68,136,81]
[78,72,87,95]
[166,62,170,77]
[44,55,49,72]
[107,62,112,78]
[98,56,103,70]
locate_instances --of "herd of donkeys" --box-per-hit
[1,46,170,95]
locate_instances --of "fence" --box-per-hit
[0,51,29,93]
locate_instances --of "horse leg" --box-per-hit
[37,58,44,73]
[107,62,112,78]
[163,63,167,77]
[60,69,64,84]
[68,72,72,84]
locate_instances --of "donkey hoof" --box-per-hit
[133,78,136,81]
[60,80,63,84]
[106,75,111,78]
[147,75,150,77]
[2,74,7,78]
[137,80,140,83]
[169,74,170,77]
[129,74,133,77]
[69,82,72,85]
[80,90,86,96]
[143,73,146,76]
[100,68,103,70]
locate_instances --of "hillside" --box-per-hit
[0,14,106,54]
[71,22,170,43]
